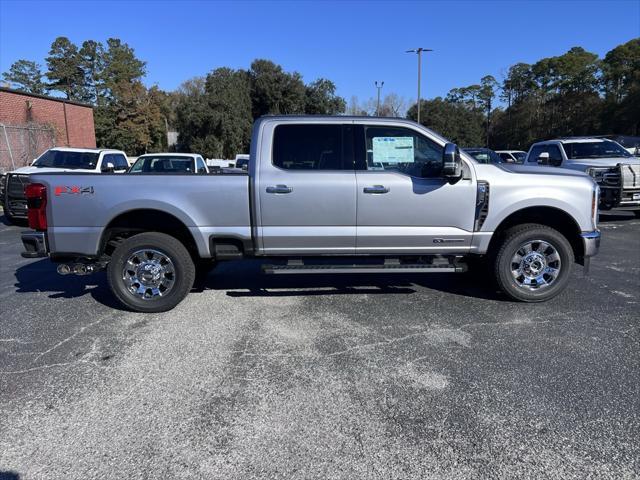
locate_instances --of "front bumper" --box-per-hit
[581,230,601,258]
[21,231,48,258]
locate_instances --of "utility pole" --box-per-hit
[375,81,384,116]
[406,48,433,124]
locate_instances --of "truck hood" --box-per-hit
[497,163,591,179]
[8,166,99,174]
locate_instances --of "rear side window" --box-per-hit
[273,124,347,170]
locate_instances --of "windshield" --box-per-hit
[563,141,631,159]
[129,156,195,173]
[33,150,100,169]
[464,148,503,164]
[236,159,248,168]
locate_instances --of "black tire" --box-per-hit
[492,223,574,302]
[107,232,195,313]
[633,210,640,218]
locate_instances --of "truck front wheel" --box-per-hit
[493,224,574,302]
[107,232,195,313]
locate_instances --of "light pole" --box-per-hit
[406,48,433,124]
[375,81,384,116]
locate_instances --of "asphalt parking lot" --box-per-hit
[0,212,638,479]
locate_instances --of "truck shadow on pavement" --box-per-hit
[198,260,506,301]
[0,471,20,480]
[14,258,504,308]
[14,259,125,310]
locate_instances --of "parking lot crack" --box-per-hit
[30,317,107,365]
[0,358,98,375]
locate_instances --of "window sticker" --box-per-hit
[372,137,414,163]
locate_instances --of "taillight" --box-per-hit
[25,183,47,231]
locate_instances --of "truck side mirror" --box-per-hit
[102,161,115,173]
[442,143,462,180]
[537,152,550,165]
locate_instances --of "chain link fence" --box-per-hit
[0,123,56,173]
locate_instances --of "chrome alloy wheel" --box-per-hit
[122,249,176,300]
[510,240,561,290]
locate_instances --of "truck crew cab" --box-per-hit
[20,117,600,312]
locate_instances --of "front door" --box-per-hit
[354,124,477,254]
[258,123,357,255]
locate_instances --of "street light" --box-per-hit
[375,81,384,116]
[406,48,433,124]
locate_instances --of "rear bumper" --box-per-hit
[21,231,48,258]
[581,230,601,258]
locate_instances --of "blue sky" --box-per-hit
[1,0,638,105]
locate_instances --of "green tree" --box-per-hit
[249,59,306,117]
[95,81,165,154]
[78,40,105,104]
[204,68,253,157]
[304,78,346,114]
[478,75,499,145]
[45,36,83,99]
[600,38,640,135]
[174,77,213,153]
[407,98,485,147]
[2,60,46,94]
[93,39,160,154]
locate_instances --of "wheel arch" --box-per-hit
[100,209,201,260]
[488,206,584,263]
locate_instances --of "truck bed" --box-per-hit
[29,173,251,258]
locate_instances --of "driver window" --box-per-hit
[362,126,443,178]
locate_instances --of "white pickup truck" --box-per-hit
[526,138,640,215]
[1,147,128,222]
[21,116,600,312]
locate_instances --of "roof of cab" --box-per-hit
[49,147,126,153]
[136,153,201,158]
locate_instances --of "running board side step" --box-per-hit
[262,263,466,275]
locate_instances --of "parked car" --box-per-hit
[496,150,527,164]
[21,116,600,312]
[1,147,128,222]
[526,137,640,214]
[463,148,505,164]
[129,153,209,174]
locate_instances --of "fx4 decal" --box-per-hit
[54,186,95,196]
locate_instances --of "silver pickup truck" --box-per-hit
[21,116,601,312]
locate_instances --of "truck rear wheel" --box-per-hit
[107,232,195,313]
[493,224,574,302]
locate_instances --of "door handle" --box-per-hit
[266,184,293,194]
[363,185,389,194]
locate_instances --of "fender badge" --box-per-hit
[54,186,94,196]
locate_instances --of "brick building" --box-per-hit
[0,87,96,172]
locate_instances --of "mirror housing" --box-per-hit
[101,161,115,173]
[442,143,463,179]
[537,152,550,165]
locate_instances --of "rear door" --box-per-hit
[354,123,477,254]
[257,122,357,255]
